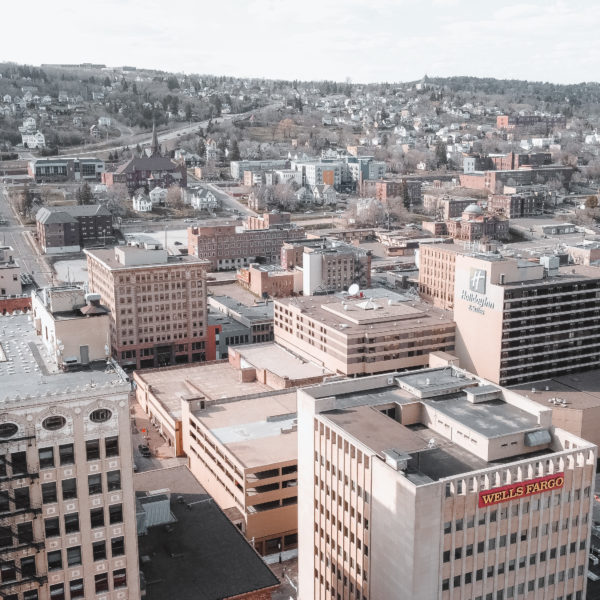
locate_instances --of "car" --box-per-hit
[305,210,314,214]
[138,444,151,457]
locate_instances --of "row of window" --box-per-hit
[41,470,121,503]
[38,436,119,468]
[48,569,126,599]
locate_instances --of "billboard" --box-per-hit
[478,473,564,508]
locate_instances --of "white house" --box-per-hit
[311,184,336,205]
[133,193,153,212]
[149,187,168,206]
[190,188,218,211]
[21,132,45,149]
[98,117,112,127]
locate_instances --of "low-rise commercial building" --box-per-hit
[297,366,596,600]
[237,264,301,299]
[274,288,456,376]
[0,246,22,296]
[208,295,274,343]
[85,244,209,369]
[28,157,105,182]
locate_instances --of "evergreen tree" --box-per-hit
[230,140,240,161]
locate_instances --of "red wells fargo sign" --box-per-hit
[478,473,564,508]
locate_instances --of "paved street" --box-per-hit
[206,183,257,216]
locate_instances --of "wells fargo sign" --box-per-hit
[478,473,564,508]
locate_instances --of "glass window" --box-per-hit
[66,546,81,567]
[38,447,54,469]
[1,561,16,582]
[14,487,30,510]
[95,573,109,593]
[62,478,77,500]
[11,451,27,475]
[111,536,125,556]
[88,474,102,495]
[20,556,36,578]
[17,522,33,544]
[43,416,66,431]
[109,504,123,524]
[107,471,121,491]
[90,409,112,424]
[23,592,38,600]
[47,550,62,571]
[113,568,127,588]
[64,513,79,534]
[105,436,119,457]
[69,579,84,600]
[42,482,57,504]
[90,508,105,529]
[59,444,74,465]
[86,439,100,461]
[49,584,64,600]
[45,517,60,538]
[93,540,106,561]
[0,491,8,513]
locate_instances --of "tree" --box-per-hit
[184,103,193,121]
[166,185,183,209]
[76,182,94,205]
[197,139,206,160]
[230,140,240,161]
[435,141,447,167]
[167,76,179,91]
[585,195,599,209]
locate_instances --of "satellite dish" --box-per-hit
[348,283,360,296]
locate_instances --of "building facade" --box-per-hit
[28,158,105,183]
[85,244,209,369]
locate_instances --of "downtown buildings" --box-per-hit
[85,243,210,369]
[297,365,596,600]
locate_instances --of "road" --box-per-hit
[205,183,257,216]
[0,184,53,287]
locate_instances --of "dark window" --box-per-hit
[14,487,29,510]
[66,546,81,567]
[109,504,123,524]
[0,526,12,548]
[23,592,38,600]
[43,416,66,431]
[0,561,16,582]
[59,444,74,465]
[88,474,102,495]
[86,439,100,461]
[38,447,54,469]
[95,573,109,593]
[17,522,33,544]
[20,556,36,577]
[64,513,79,534]
[0,491,8,513]
[107,470,121,491]
[113,568,127,588]
[45,517,60,538]
[47,550,62,571]
[49,584,64,600]
[111,536,125,557]
[93,541,106,561]
[90,409,112,424]
[0,423,18,439]
[105,436,119,457]
[42,482,57,504]
[90,508,105,529]
[62,478,77,500]
[11,452,27,475]
[69,579,84,600]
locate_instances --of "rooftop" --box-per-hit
[135,466,279,600]
[209,295,273,324]
[36,204,110,224]
[85,247,209,270]
[0,313,129,401]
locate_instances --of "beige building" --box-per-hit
[31,286,110,368]
[297,365,596,600]
[85,244,209,369]
[0,313,140,600]
[133,343,331,555]
[0,246,22,297]
[418,243,462,310]
[274,289,456,376]
[452,253,600,386]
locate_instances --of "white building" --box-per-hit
[21,131,45,149]
[190,188,218,211]
[133,193,153,212]
[98,117,112,127]
[149,187,168,206]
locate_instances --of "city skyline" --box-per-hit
[4,0,599,85]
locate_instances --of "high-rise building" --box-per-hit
[0,313,140,600]
[85,243,210,369]
[297,365,596,600]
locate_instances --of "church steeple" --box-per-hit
[150,120,160,157]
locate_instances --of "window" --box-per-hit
[20,556,36,578]
[42,482,57,504]
[66,546,81,567]
[24,592,38,600]
[38,447,54,469]
[59,444,74,465]
[43,416,66,431]
[64,513,79,534]
[86,439,100,461]
[92,541,106,561]
[88,474,102,495]
[62,478,77,500]
[109,504,123,524]
[90,508,104,529]
[1,561,16,582]
[0,423,18,439]
[49,584,64,600]
[105,436,119,457]
[45,517,60,538]
[107,470,121,491]
[69,580,84,600]
[0,491,8,513]
[17,522,33,544]
[90,409,112,423]
[113,569,127,588]
[111,537,125,557]
[47,550,62,571]
[14,487,30,510]
[0,527,11,548]
[95,573,109,593]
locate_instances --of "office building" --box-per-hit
[0,313,140,600]
[418,243,462,310]
[208,295,274,344]
[237,264,301,299]
[28,158,105,183]
[297,365,596,600]
[274,288,456,376]
[187,222,305,271]
[85,243,209,369]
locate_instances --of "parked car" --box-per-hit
[138,444,151,457]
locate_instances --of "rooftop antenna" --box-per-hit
[348,283,360,297]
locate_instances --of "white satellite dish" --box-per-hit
[348,283,360,296]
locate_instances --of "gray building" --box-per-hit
[208,295,274,344]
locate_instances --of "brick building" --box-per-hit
[245,212,291,230]
[85,244,210,369]
[488,152,552,171]
[488,193,545,218]
[36,205,113,254]
[459,166,573,193]
[237,264,300,298]
[445,205,510,242]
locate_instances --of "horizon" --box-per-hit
[3,0,598,86]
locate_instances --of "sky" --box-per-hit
[3,0,598,84]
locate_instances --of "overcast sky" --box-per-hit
[3,0,597,84]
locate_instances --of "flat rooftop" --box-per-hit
[85,247,209,270]
[0,313,129,401]
[135,466,279,600]
[192,391,297,468]
[135,362,271,420]
[235,342,332,381]
[209,295,273,323]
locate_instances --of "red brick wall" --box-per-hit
[0,296,31,314]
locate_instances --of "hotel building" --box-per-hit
[297,365,596,600]
[274,289,456,376]
[85,244,209,369]
[0,313,140,600]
